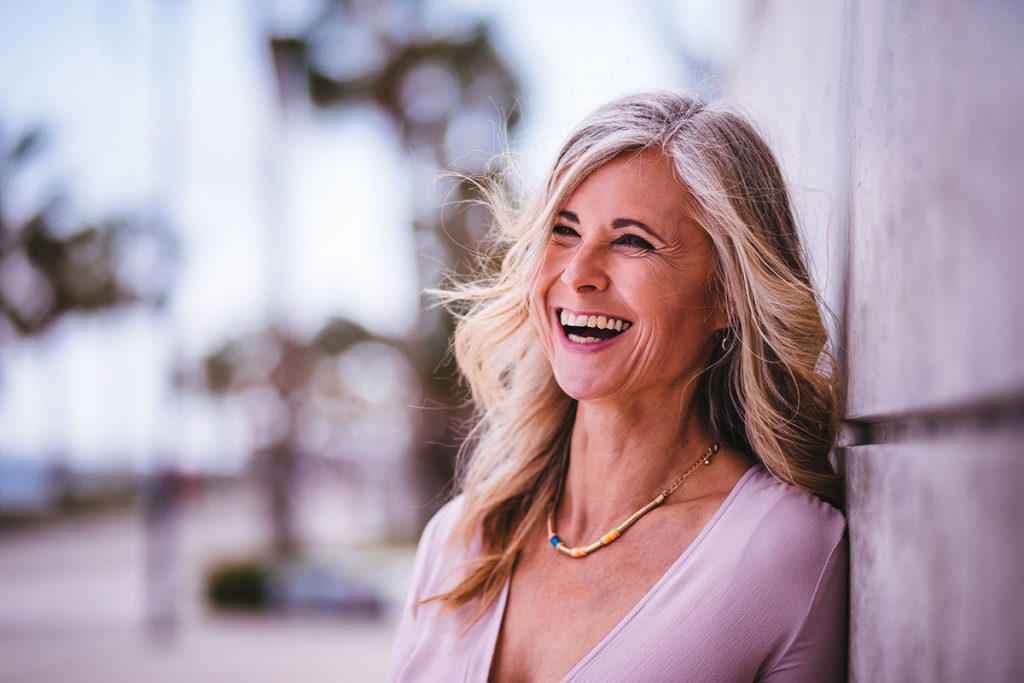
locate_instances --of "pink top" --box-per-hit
[388,464,848,682]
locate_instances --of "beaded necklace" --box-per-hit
[546,442,720,558]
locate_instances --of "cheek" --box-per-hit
[529,250,562,314]
[527,275,555,354]
[649,264,716,320]
[527,282,544,331]
[637,276,716,365]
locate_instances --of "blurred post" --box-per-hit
[263,3,301,558]
[143,466,183,642]
[143,0,186,642]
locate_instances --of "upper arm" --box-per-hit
[758,530,849,682]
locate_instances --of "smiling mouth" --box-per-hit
[558,309,633,344]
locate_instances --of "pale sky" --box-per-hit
[0,0,738,471]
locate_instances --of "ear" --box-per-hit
[707,276,732,333]
[710,301,730,334]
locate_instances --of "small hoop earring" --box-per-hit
[720,328,733,352]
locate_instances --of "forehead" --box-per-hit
[562,148,700,229]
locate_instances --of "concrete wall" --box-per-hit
[725,1,1024,680]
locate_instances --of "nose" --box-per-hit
[560,244,609,293]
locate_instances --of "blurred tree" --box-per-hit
[183,317,415,555]
[0,120,178,547]
[188,0,522,555]
[0,122,176,341]
[268,0,522,521]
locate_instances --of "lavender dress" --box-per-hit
[388,464,848,682]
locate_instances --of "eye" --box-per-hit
[614,233,655,251]
[552,224,579,238]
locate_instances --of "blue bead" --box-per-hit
[550,535,561,548]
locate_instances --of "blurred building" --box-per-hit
[726,1,1024,680]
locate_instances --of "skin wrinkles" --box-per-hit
[529,149,726,417]
[557,210,668,243]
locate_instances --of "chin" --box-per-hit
[551,370,620,403]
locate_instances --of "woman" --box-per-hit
[389,90,847,682]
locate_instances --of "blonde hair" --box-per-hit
[430,89,843,625]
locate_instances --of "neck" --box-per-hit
[555,386,719,540]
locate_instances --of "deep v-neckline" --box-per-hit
[482,463,761,682]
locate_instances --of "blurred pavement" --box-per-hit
[0,484,412,683]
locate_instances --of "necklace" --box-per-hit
[546,442,720,558]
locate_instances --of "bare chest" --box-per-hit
[488,506,714,683]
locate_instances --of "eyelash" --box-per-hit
[551,225,655,251]
[616,233,655,250]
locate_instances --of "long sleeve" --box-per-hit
[386,504,447,682]
[758,530,849,682]
[387,496,500,683]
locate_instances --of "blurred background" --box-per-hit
[3,1,1023,682]
[0,1,741,680]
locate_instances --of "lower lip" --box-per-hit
[555,312,630,353]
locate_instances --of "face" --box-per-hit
[529,148,727,404]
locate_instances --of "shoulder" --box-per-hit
[388,494,480,681]
[737,464,846,545]
[415,493,469,566]
[420,494,467,547]
[729,465,847,588]
[406,494,471,602]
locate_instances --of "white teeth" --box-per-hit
[567,333,602,344]
[558,310,632,331]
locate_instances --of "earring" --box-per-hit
[720,328,733,352]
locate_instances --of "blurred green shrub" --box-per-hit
[205,553,386,616]
[205,559,271,610]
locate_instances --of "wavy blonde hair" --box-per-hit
[430,89,843,625]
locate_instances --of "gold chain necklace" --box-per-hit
[546,442,720,558]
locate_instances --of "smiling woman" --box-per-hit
[531,150,727,405]
[389,90,847,682]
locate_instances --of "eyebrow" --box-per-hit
[558,210,665,242]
